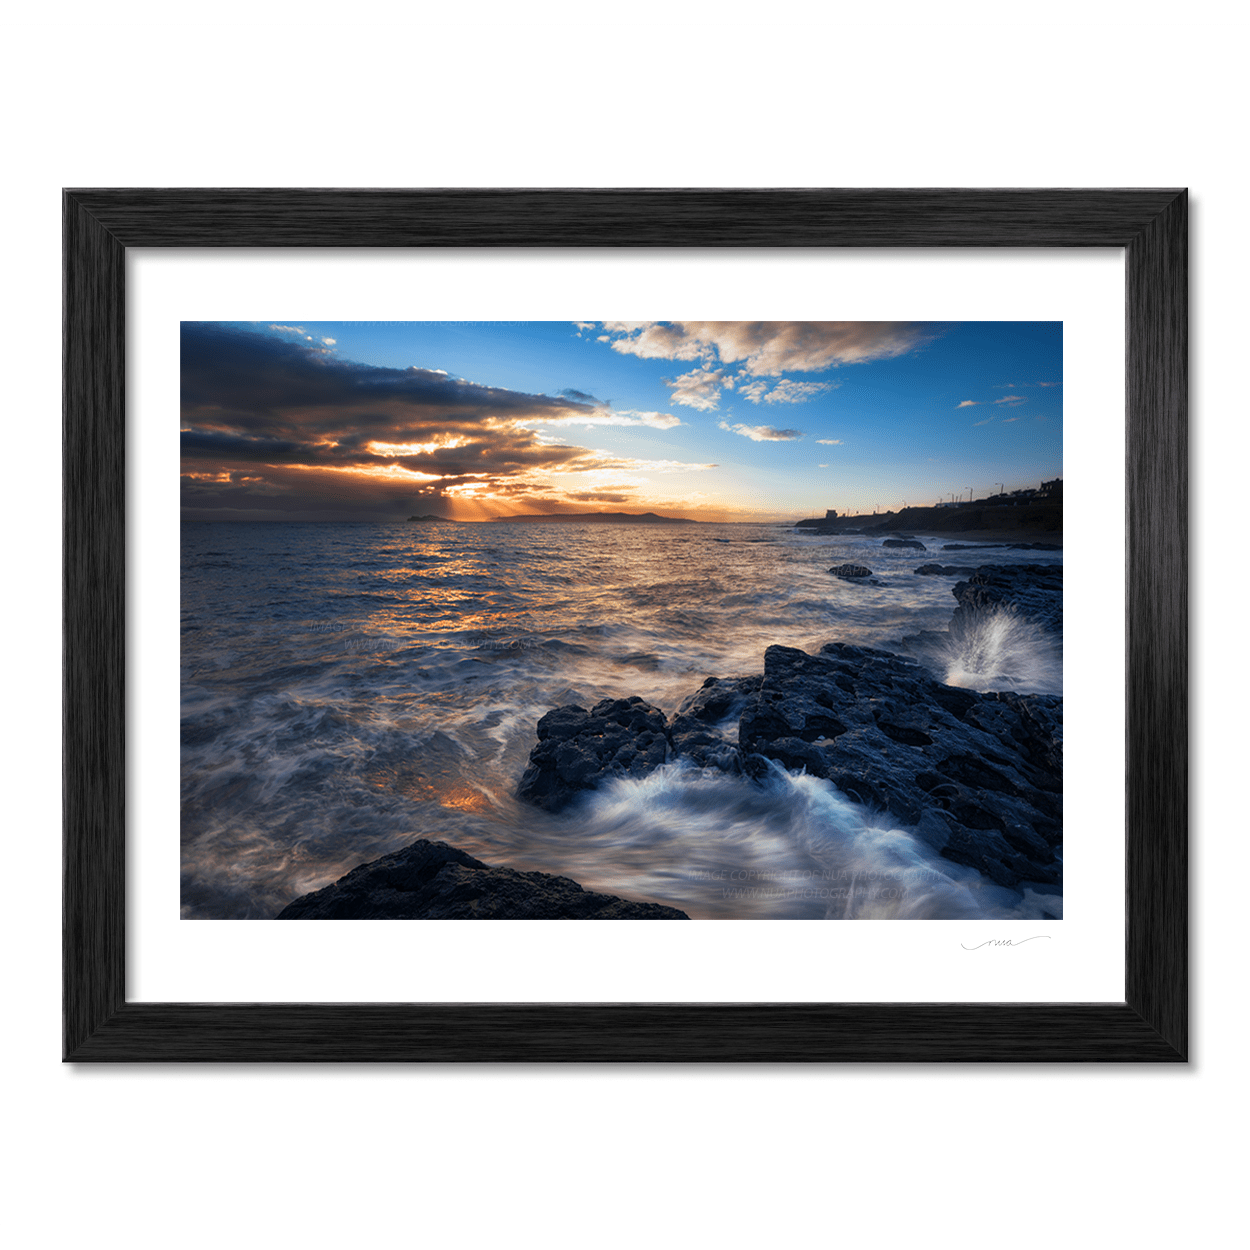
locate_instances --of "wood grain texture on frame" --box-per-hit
[63,188,1187,1062]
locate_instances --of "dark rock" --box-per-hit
[513,640,1063,894]
[883,538,927,550]
[885,564,1063,687]
[952,564,1063,635]
[515,696,670,812]
[669,675,762,769]
[942,541,1062,552]
[734,644,1062,892]
[914,564,977,576]
[276,839,689,919]
[829,563,873,579]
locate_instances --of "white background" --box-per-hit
[4,4,1241,1248]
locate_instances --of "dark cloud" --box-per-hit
[560,387,602,404]
[717,421,805,442]
[182,323,588,423]
[179,323,662,521]
[181,430,307,462]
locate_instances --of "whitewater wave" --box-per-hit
[531,760,1061,920]
[899,605,1062,695]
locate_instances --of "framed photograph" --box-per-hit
[64,189,1186,1061]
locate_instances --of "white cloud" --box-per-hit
[973,415,997,426]
[573,321,595,333]
[718,421,804,442]
[322,337,336,346]
[957,400,979,408]
[268,324,304,334]
[600,320,656,334]
[520,409,682,431]
[627,410,683,429]
[664,368,729,411]
[610,323,708,362]
[755,379,834,404]
[995,395,1027,407]
[816,439,843,445]
[737,377,833,405]
[560,453,716,474]
[601,321,927,376]
[1002,417,1020,423]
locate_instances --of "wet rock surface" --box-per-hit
[883,538,927,550]
[735,644,1062,891]
[914,563,978,576]
[829,563,875,580]
[951,564,1063,635]
[276,838,690,919]
[514,566,1064,895]
[942,541,1062,551]
[515,696,670,812]
[668,675,762,769]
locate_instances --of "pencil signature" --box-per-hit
[961,936,1052,950]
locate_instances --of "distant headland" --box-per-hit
[404,514,455,523]
[487,511,699,524]
[794,481,1061,539]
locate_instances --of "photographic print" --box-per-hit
[180,319,1063,923]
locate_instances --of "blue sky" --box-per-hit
[181,320,1061,522]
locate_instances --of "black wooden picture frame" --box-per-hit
[63,188,1187,1062]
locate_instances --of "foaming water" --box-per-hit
[181,521,1062,918]
[906,605,1062,695]
[503,761,1061,920]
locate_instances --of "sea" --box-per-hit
[180,520,1063,921]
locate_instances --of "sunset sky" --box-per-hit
[180,320,1062,522]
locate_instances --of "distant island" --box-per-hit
[404,514,454,523]
[488,511,699,524]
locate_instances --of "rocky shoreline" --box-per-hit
[277,838,690,919]
[514,562,1063,896]
[278,560,1063,918]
